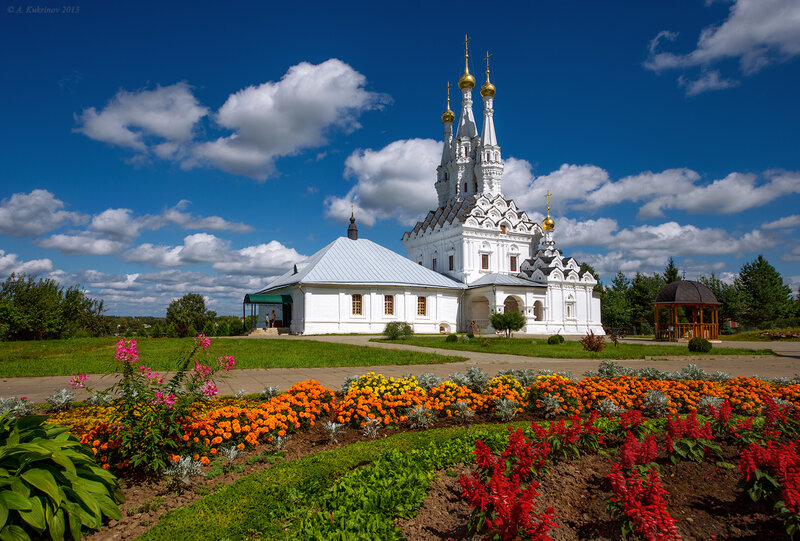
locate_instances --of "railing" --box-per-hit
[657,323,718,341]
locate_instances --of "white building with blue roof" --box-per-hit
[247,42,602,336]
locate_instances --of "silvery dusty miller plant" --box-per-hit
[494,399,519,421]
[416,373,443,391]
[642,389,671,417]
[465,367,489,393]
[539,393,564,418]
[0,396,34,418]
[262,386,280,399]
[46,388,75,411]
[273,435,290,450]
[362,417,382,438]
[453,401,475,425]
[408,405,436,428]
[163,455,204,490]
[697,395,725,415]
[322,421,344,443]
[219,444,241,461]
[594,398,625,416]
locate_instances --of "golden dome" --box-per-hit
[542,216,554,231]
[480,81,495,97]
[441,108,455,123]
[459,71,475,90]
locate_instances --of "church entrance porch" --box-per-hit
[468,295,491,333]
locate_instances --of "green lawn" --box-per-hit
[375,336,772,359]
[0,337,465,378]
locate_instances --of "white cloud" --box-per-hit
[645,0,800,93]
[784,243,800,262]
[679,70,740,96]
[636,170,800,218]
[214,241,305,275]
[89,208,142,240]
[152,200,253,233]
[191,59,387,180]
[583,169,700,216]
[0,250,53,277]
[0,189,86,237]
[504,160,610,212]
[325,138,441,227]
[75,82,207,151]
[554,217,620,247]
[38,234,127,255]
[763,214,800,230]
[123,233,304,276]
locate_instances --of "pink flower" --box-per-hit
[138,365,164,384]
[201,381,218,398]
[217,355,235,371]
[195,334,211,350]
[70,374,89,389]
[192,361,212,378]
[115,339,139,364]
[152,391,177,409]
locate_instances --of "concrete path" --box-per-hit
[2,335,799,403]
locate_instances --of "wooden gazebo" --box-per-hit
[653,280,720,341]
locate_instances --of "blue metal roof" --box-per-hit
[468,273,545,288]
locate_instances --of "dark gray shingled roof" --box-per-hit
[654,280,721,305]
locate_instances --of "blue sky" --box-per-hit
[1,0,799,316]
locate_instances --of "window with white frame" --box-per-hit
[417,296,427,316]
[481,253,489,270]
[384,295,394,316]
[510,256,518,272]
[352,294,362,316]
[565,295,576,319]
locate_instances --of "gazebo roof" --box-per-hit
[653,280,721,305]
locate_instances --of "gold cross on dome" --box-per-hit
[484,50,492,73]
[446,81,451,106]
[463,34,470,57]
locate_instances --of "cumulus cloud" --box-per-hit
[503,160,610,212]
[192,59,387,179]
[38,234,127,255]
[0,250,53,277]
[325,138,440,227]
[77,60,386,180]
[763,214,800,230]
[214,241,306,275]
[553,217,620,247]
[645,0,800,94]
[123,233,305,276]
[0,189,85,237]
[75,82,207,152]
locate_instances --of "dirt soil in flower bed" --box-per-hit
[399,441,789,541]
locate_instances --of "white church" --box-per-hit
[245,44,603,336]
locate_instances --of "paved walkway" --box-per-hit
[2,335,799,402]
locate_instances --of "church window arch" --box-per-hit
[464,182,468,192]
[565,295,576,319]
[534,300,544,321]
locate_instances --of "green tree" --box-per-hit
[699,273,743,323]
[601,272,632,329]
[663,257,681,284]
[165,293,216,335]
[216,320,230,337]
[150,322,164,338]
[202,320,216,337]
[629,272,666,331]
[0,273,107,341]
[735,255,794,328]
[229,318,244,336]
[490,311,526,337]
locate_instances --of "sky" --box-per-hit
[1,0,799,316]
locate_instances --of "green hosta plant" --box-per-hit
[0,412,124,540]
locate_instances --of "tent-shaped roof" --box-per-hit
[654,280,720,305]
[257,237,465,293]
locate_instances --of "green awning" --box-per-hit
[243,294,293,304]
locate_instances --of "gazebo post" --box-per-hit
[654,306,658,340]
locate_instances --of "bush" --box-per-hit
[445,333,458,343]
[580,330,605,352]
[202,320,216,337]
[0,413,124,539]
[639,321,654,335]
[383,321,413,340]
[150,323,164,338]
[688,337,712,353]
[229,319,244,336]
[489,311,526,337]
[466,332,475,339]
[165,323,178,338]
[547,334,565,345]
[216,320,230,337]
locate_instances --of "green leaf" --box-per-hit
[47,507,64,541]
[0,524,30,541]
[20,469,60,506]
[62,501,83,541]
[0,500,7,530]
[17,496,45,532]
[0,492,31,511]
[49,451,75,476]
[95,494,122,520]
[715,461,736,470]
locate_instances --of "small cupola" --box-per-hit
[347,210,358,240]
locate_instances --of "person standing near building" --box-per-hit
[270,310,277,328]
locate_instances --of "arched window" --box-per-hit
[565,295,576,319]
[534,300,544,321]
[464,182,468,192]
[352,294,362,316]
